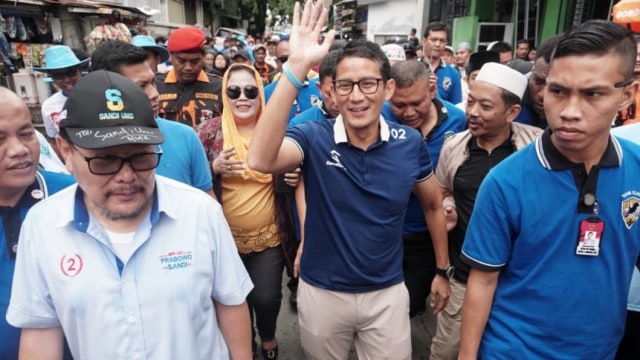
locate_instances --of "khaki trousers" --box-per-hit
[298,279,412,360]
[430,277,467,360]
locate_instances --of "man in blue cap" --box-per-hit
[131,35,169,74]
[35,45,89,150]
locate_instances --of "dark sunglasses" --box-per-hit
[49,68,79,80]
[277,55,289,64]
[226,85,260,100]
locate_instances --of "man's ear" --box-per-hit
[619,80,639,112]
[56,136,74,174]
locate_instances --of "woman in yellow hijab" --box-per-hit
[197,63,297,359]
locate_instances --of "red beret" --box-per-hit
[167,26,206,53]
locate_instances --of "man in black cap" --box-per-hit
[156,26,223,128]
[456,51,500,109]
[7,70,253,359]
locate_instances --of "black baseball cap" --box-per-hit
[60,70,164,149]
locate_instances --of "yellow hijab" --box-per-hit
[221,63,271,183]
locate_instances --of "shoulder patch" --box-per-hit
[621,191,640,229]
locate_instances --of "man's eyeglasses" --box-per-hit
[277,55,289,64]
[49,68,80,80]
[73,145,163,175]
[226,85,260,100]
[332,78,384,96]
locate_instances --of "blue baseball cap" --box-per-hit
[131,35,170,63]
[33,45,89,72]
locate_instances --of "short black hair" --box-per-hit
[333,40,391,81]
[390,60,430,89]
[501,89,522,108]
[91,40,148,73]
[155,36,167,44]
[319,50,340,80]
[423,22,449,41]
[552,20,636,80]
[516,39,530,47]
[535,34,563,63]
[490,41,512,54]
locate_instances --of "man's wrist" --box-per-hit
[435,265,455,280]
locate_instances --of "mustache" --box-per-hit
[104,185,145,197]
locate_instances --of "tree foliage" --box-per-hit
[240,0,296,37]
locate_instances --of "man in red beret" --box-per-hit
[156,26,223,128]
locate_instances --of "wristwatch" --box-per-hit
[435,265,455,280]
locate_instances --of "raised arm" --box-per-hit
[247,0,334,174]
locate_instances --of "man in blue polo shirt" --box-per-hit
[420,21,462,104]
[459,20,640,359]
[0,87,74,359]
[385,60,466,319]
[248,2,450,359]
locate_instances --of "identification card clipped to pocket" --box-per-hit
[576,218,604,256]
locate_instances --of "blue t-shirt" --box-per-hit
[156,118,213,192]
[462,132,640,359]
[286,116,433,292]
[382,99,467,233]
[264,78,321,122]
[1,170,74,359]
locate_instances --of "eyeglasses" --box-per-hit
[332,78,384,96]
[73,145,163,175]
[614,78,634,88]
[226,85,260,100]
[49,68,80,80]
[277,55,288,64]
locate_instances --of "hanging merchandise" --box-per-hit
[15,17,27,41]
[5,16,16,39]
[84,22,132,52]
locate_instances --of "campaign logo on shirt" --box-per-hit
[442,77,452,91]
[621,191,640,229]
[60,254,84,277]
[160,250,193,270]
[325,150,345,170]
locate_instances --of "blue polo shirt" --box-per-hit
[1,170,74,359]
[423,60,463,104]
[462,130,640,359]
[156,118,213,192]
[383,98,467,233]
[286,115,433,292]
[289,101,331,127]
[265,77,322,122]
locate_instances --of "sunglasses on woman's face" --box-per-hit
[226,85,260,100]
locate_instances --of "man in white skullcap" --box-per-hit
[381,43,406,66]
[431,62,542,360]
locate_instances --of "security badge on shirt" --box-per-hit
[576,193,604,256]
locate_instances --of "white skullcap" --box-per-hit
[381,44,406,62]
[475,62,528,100]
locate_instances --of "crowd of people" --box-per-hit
[0,0,639,359]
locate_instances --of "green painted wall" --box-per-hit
[472,0,494,22]
[539,0,567,42]
[452,16,479,50]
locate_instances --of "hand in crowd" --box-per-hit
[288,0,335,70]
[283,167,301,188]
[429,74,438,88]
[213,147,244,175]
[444,206,458,231]
[430,275,450,314]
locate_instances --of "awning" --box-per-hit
[41,0,158,18]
